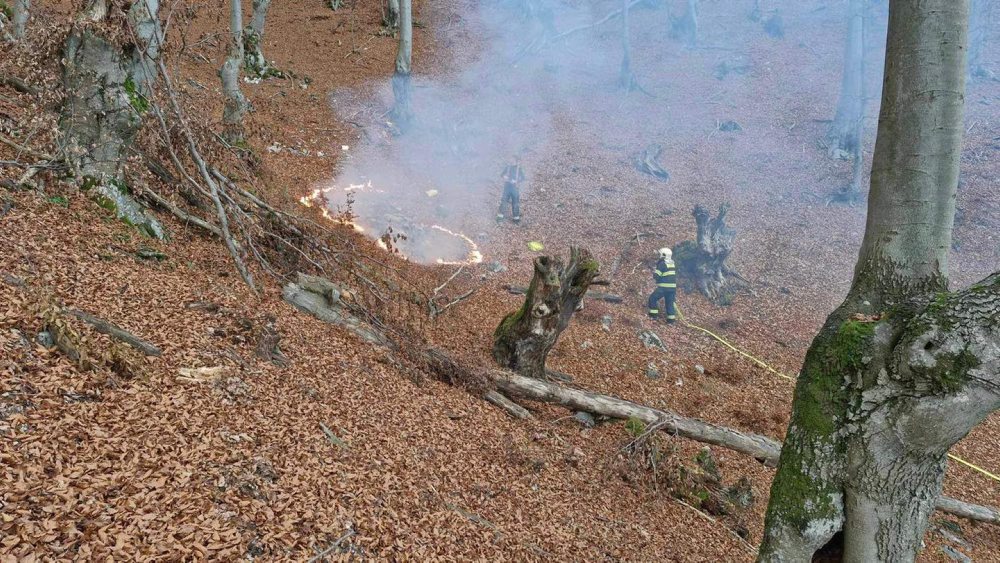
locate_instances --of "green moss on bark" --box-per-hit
[762,318,877,539]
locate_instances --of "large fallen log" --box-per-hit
[495,372,781,465]
[279,272,1000,526]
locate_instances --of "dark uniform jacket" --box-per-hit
[653,258,676,289]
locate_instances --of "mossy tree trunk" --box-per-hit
[243,0,272,78]
[759,2,998,561]
[493,247,600,380]
[59,0,165,238]
[383,0,399,29]
[672,204,744,305]
[390,0,413,132]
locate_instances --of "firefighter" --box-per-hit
[497,155,525,224]
[648,247,677,324]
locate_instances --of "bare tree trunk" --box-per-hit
[243,0,272,78]
[827,0,866,160]
[969,0,994,78]
[669,0,698,47]
[59,0,165,238]
[10,0,28,39]
[672,204,745,305]
[619,0,635,90]
[760,1,978,561]
[220,0,248,143]
[493,247,600,380]
[390,0,413,132]
[383,0,399,29]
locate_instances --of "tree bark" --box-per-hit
[669,0,698,47]
[243,0,272,78]
[220,0,248,142]
[968,0,993,78]
[59,0,165,238]
[9,0,28,40]
[672,204,744,304]
[619,0,636,90]
[827,0,866,161]
[493,247,600,380]
[383,0,399,29]
[760,2,976,561]
[390,0,413,132]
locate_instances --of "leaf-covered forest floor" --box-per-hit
[2,0,999,560]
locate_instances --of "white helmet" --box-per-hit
[658,248,672,260]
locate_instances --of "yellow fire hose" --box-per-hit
[674,304,1000,483]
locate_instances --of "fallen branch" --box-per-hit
[138,187,222,237]
[0,74,39,96]
[504,285,623,304]
[65,309,162,356]
[429,265,478,318]
[0,132,54,161]
[495,372,781,465]
[484,390,532,419]
[279,273,1000,527]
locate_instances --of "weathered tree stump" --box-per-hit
[672,204,746,305]
[493,247,600,379]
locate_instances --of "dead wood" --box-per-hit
[633,143,670,181]
[484,390,532,419]
[279,272,999,526]
[673,203,746,304]
[0,74,39,96]
[64,308,162,356]
[504,284,622,303]
[493,247,600,379]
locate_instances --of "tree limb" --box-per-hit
[64,308,162,356]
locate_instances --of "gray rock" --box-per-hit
[573,411,596,428]
[486,261,507,274]
[638,329,666,352]
[694,364,705,374]
[580,340,592,350]
[35,331,54,348]
[645,362,660,379]
[601,315,613,332]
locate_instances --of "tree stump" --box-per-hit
[672,204,746,305]
[493,247,600,379]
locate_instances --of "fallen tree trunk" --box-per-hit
[504,285,622,304]
[278,272,1000,527]
[65,308,162,356]
[496,372,781,465]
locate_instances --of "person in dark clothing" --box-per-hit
[648,247,677,324]
[497,156,525,224]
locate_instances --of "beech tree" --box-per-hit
[826,0,866,161]
[60,0,165,238]
[243,0,273,78]
[9,0,29,40]
[220,0,249,142]
[390,0,413,131]
[969,0,994,78]
[760,1,995,561]
[383,0,399,29]
[619,0,636,90]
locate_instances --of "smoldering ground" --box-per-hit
[309,0,996,283]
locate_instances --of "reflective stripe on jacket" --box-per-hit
[653,258,676,288]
